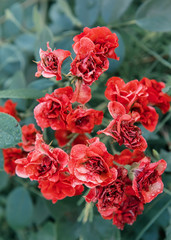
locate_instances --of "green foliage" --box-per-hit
[0,113,22,149]
[6,187,33,229]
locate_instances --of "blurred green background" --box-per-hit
[0,0,171,239]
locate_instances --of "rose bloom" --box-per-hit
[73,26,119,59]
[18,124,40,152]
[38,168,84,203]
[131,157,167,203]
[15,134,69,182]
[0,99,20,122]
[34,86,73,130]
[66,106,103,134]
[140,77,171,114]
[3,148,26,175]
[68,137,117,188]
[85,167,143,230]
[35,42,71,80]
[105,77,148,112]
[98,101,147,151]
[70,37,109,85]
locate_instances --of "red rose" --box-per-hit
[66,106,103,134]
[114,149,145,166]
[73,27,119,59]
[68,137,117,187]
[131,157,167,203]
[35,42,71,81]
[34,86,73,130]
[15,134,69,182]
[0,99,20,122]
[38,168,84,203]
[140,77,171,114]
[105,77,148,112]
[98,101,147,151]
[3,148,26,175]
[18,124,40,152]
[71,80,91,104]
[71,37,109,85]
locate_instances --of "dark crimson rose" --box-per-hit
[73,27,119,59]
[98,101,147,151]
[71,37,109,85]
[38,168,84,203]
[66,106,103,134]
[35,42,71,81]
[15,134,69,182]
[0,99,20,122]
[3,148,26,175]
[18,124,40,152]
[34,86,73,130]
[140,77,171,114]
[131,157,167,203]
[68,137,117,188]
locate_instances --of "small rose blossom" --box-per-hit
[131,157,167,203]
[34,86,73,130]
[3,148,26,175]
[71,37,109,85]
[18,124,40,152]
[98,101,147,151]
[15,134,69,182]
[38,168,84,203]
[68,137,117,188]
[73,26,119,59]
[0,99,20,122]
[66,106,103,134]
[35,42,71,80]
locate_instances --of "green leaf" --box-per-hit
[33,197,50,225]
[75,0,100,26]
[37,222,57,240]
[0,113,22,149]
[28,79,54,91]
[0,149,4,170]
[6,187,33,229]
[160,149,171,172]
[0,172,9,191]
[33,5,44,32]
[165,207,171,240]
[136,0,171,32]
[0,88,44,99]
[15,33,36,53]
[34,26,54,61]
[58,0,82,28]
[101,0,133,23]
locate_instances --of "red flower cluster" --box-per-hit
[2,26,170,230]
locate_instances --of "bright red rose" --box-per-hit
[98,101,147,151]
[35,42,71,81]
[15,134,69,182]
[71,80,91,104]
[38,168,84,203]
[71,37,109,85]
[132,104,159,132]
[3,148,26,175]
[73,27,119,59]
[34,86,73,130]
[66,106,103,134]
[0,99,20,122]
[114,149,145,166]
[18,124,40,152]
[131,157,167,203]
[140,77,171,114]
[68,137,117,188]
[55,129,89,147]
[105,77,148,112]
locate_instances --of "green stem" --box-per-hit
[109,19,136,28]
[135,199,171,240]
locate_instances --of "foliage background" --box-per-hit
[0,0,171,239]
